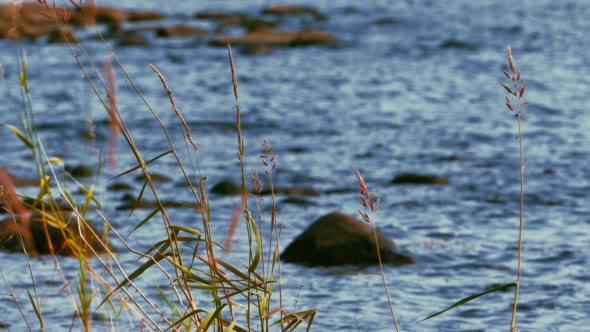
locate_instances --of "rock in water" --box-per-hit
[0,212,109,257]
[281,212,415,267]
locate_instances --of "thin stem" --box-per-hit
[356,170,399,332]
[510,116,524,331]
[372,225,400,332]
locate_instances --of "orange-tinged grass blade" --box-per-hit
[214,258,266,288]
[166,307,208,331]
[223,202,242,253]
[102,57,120,169]
[195,303,226,332]
[0,168,29,216]
[280,309,317,332]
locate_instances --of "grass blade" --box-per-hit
[26,289,43,329]
[419,282,517,322]
[2,124,35,149]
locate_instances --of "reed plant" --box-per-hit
[501,46,528,332]
[2,1,315,331]
[355,170,399,332]
[420,47,529,331]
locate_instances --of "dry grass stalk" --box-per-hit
[149,64,198,153]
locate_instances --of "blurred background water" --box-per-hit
[0,0,589,331]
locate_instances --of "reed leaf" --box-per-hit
[109,150,173,181]
[215,258,266,289]
[130,206,162,234]
[169,225,202,237]
[26,289,43,328]
[164,308,207,332]
[108,251,172,296]
[419,282,517,322]
[281,309,317,332]
[195,304,227,332]
[244,209,261,273]
[2,124,35,149]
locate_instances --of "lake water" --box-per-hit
[0,0,589,331]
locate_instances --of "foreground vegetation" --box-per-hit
[0,2,530,331]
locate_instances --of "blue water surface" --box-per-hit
[0,0,588,331]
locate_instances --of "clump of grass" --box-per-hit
[2,2,316,331]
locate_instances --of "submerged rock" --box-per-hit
[439,39,478,51]
[0,212,109,257]
[391,173,449,185]
[0,2,164,40]
[211,179,320,197]
[211,179,242,195]
[209,30,336,48]
[0,168,107,257]
[155,25,209,38]
[281,212,415,267]
[261,5,325,20]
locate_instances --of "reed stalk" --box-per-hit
[501,47,528,332]
[356,170,400,332]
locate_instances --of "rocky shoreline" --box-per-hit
[1,2,337,53]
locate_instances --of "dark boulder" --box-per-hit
[281,212,415,267]
[155,25,209,38]
[262,187,320,196]
[261,5,326,20]
[211,179,320,197]
[0,212,109,257]
[391,173,449,185]
[126,11,166,22]
[211,179,242,195]
[65,165,94,178]
[439,39,477,51]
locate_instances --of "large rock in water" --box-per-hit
[281,212,415,267]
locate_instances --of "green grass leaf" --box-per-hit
[26,289,43,328]
[419,282,517,322]
[2,124,34,149]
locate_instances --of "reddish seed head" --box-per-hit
[501,83,514,94]
[507,47,516,73]
[506,102,515,112]
[519,81,526,98]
